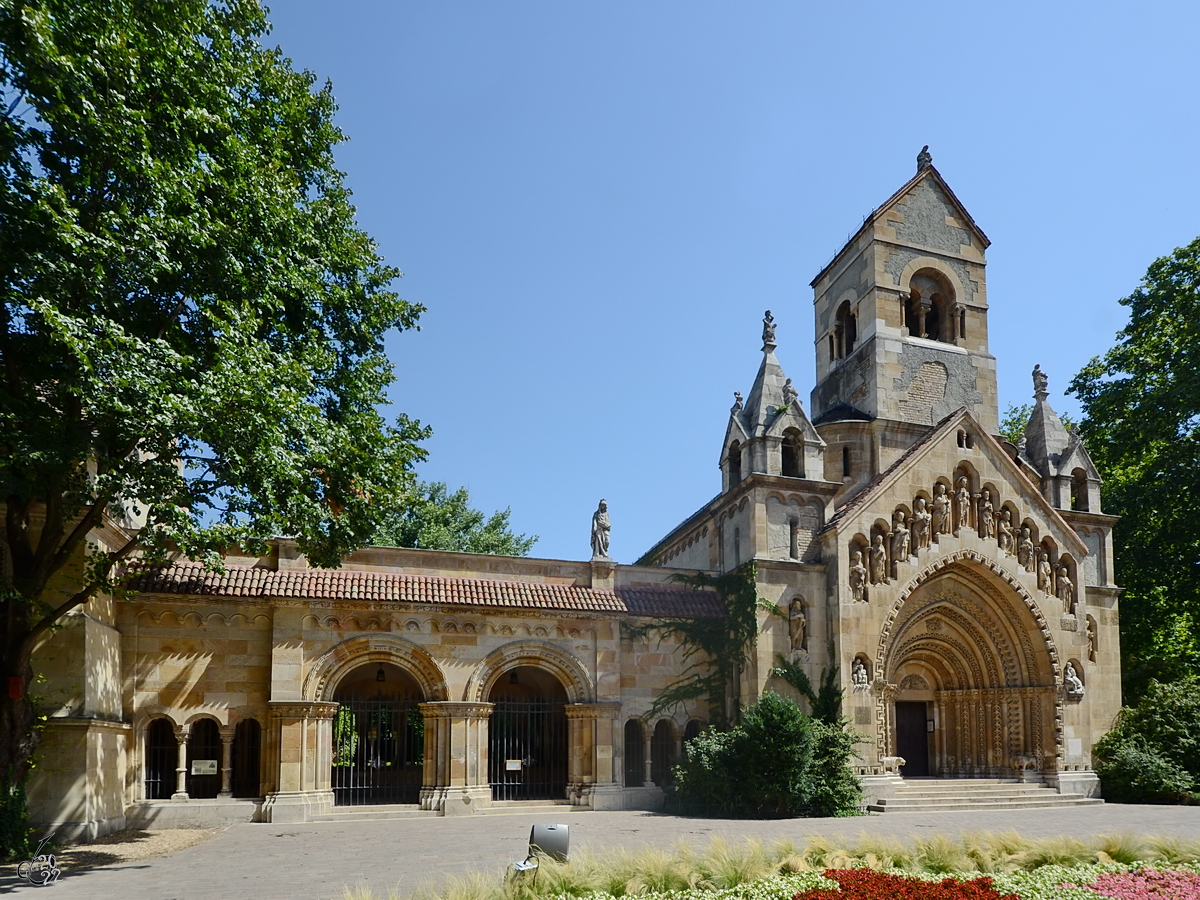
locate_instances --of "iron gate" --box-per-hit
[331,691,424,806]
[488,695,567,801]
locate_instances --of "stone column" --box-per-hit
[219,727,234,798]
[418,702,494,816]
[262,700,338,823]
[643,730,655,788]
[172,727,190,799]
[564,703,620,808]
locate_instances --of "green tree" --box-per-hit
[1068,238,1200,699]
[0,0,427,855]
[374,481,536,556]
[999,402,1073,445]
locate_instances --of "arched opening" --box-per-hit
[331,662,425,806]
[835,301,857,357]
[231,718,262,798]
[488,665,568,801]
[908,271,956,343]
[781,428,803,478]
[1071,468,1089,512]
[624,719,644,787]
[683,719,703,745]
[651,720,674,786]
[186,718,222,799]
[727,441,742,486]
[926,295,944,341]
[842,446,851,478]
[144,718,176,800]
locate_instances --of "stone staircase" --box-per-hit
[867,778,1103,813]
[311,798,581,822]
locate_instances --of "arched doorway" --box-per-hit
[331,662,425,806]
[880,559,1058,778]
[487,665,568,801]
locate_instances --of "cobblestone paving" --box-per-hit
[5,805,1200,900]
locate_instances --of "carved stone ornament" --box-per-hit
[851,658,870,691]
[849,551,868,602]
[912,497,932,551]
[1064,661,1085,698]
[1087,617,1098,662]
[868,534,888,585]
[590,499,611,559]
[931,483,951,536]
[899,673,930,691]
[731,391,743,414]
[881,755,906,775]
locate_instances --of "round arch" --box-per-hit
[897,256,969,306]
[304,634,449,702]
[464,640,593,704]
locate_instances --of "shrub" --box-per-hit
[1094,740,1192,805]
[793,869,1019,899]
[672,691,861,818]
[1094,676,1200,799]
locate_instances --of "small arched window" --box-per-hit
[781,429,803,478]
[842,446,851,478]
[683,719,703,745]
[624,720,644,787]
[835,301,856,357]
[145,719,176,800]
[728,441,742,486]
[1071,469,1089,512]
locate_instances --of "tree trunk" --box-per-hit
[0,659,39,790]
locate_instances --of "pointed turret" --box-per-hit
[1019,365,1102,511]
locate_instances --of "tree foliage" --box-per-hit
[373,481,536,557]
[770,651,843,724]
[0,0,428,841]
[1068,238,1200,698]
[999,402,1073,445]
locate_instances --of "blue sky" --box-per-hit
[267,2,1200,564]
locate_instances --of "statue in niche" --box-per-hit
[1057,566,1075,612]
[1064,661,1085,697]
[890,510,911,567]
[931,483,951,536]
[1033,364,1049,395]
[997,509,1015,555]
[912,498,932,551]
[1017,526,1035,571]
[978,489,995,539]
[788,598,807,651]
[782,378,799,408]
[851,658,870,689]
[955,477,971,531]
[590,499,611,559]
[1037,550,1053,595]
[731,391,743,415]
[869,533,889,585]
[1086,617,1097,662]
[762,309,776,346]
[849,550,868,602]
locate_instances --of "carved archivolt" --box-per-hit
[136,608,271,628]
[464,639,594,704]
[304,634,449,702]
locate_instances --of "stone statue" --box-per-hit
[1057,566,1075,612]
[931,483,951,536]
[590,499,611,558]
[890,510,910,567]
[997,508,1014,555]
[1064,661,1084,697]
[782,377,799,408]
[849,550,868,602]
[978,489,995,539]
[1086,617,1097,662]
[869,533,889,585]
[1037,551,1053,595]
[912,497,932,551]
[955,477,971,531]
[762,309,776,346]
[731,391,743,414]
[852,658,870,689]
[1033,364,1049,396]
[917,144,932,171]
[789,598,807,651]
[1017,526,1035,572]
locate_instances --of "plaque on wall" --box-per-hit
[191,759,218,775]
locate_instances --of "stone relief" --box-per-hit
[590,499,611,559]
[849,551,868,603]
[868,534,889,585]
[1037,551,1053,596]
[890,511,911,572]
[1017,526,1035,572]
[931,483,951,536]
[899,673,930,691]
[851,658,870,690]
[912,498,932,551]
[978,489,995,539]
[1087,617,1098,662]
[955,477,971,532]
[789,598,807,651]
[1064,661,1085,698]
[997,509,1014,556]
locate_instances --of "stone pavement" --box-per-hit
[5,805,1200,900]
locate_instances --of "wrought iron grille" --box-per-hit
[145,719,175,800]
[331,691,424,806]
[489,695,567,801]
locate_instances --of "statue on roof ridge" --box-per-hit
[731,391,744,415]
[782,378,799,409]
[1032,364,1049,397]
[762,310,776,348]
[917,144,932,171]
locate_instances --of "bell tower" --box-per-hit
[808,148,998,442]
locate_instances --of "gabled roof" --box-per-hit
[124,562,724,618]
[810,163,990,289]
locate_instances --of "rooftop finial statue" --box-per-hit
[762,309,776,348]
[591,499,611,559]
[917,144,932,171]
[1032,364,1049,398]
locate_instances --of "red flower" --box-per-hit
[793,869,1020,900]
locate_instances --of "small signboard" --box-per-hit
[505,759,523,771]
[191,759,218,775]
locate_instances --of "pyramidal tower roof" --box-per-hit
[738,310,792,436]
[1020,364,1077,478]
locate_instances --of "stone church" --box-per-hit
[28,151,1119,839]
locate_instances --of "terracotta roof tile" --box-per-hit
[124,563,723,618]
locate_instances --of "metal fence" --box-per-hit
[331,691,424,806]
[488,695,567,801]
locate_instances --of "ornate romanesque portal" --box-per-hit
[879,561,1060,778]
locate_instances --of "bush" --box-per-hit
[1094,741,1192,805]
[672,691,861,818]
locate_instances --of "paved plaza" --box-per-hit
[5,805,1200,900]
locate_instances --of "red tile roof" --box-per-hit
[123,562,723,618]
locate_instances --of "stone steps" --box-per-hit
[311,804,439,821]
[867,779,1104,813]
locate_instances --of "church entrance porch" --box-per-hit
[895,701,929,777]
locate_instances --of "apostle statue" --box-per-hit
[869,533,889,585]
[1037,550,1053,596]
[1064,661,1084,697]
[1033,363,1049,395]
[1086,616,1097,662]
[1017,526,1035,572]
[762,309,776,346]
[782,377,799,409]
[591,499,611,559]
[1057,566,1075,613]
[997,508,1015,555]
[891,510,911,568]
[978,489,995,539]
[789,597,807,651]
[955,476,971,532]
[931,483,951,536]
[849,550,868,602]
[852,658,869,689]
[912,497,932,551]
